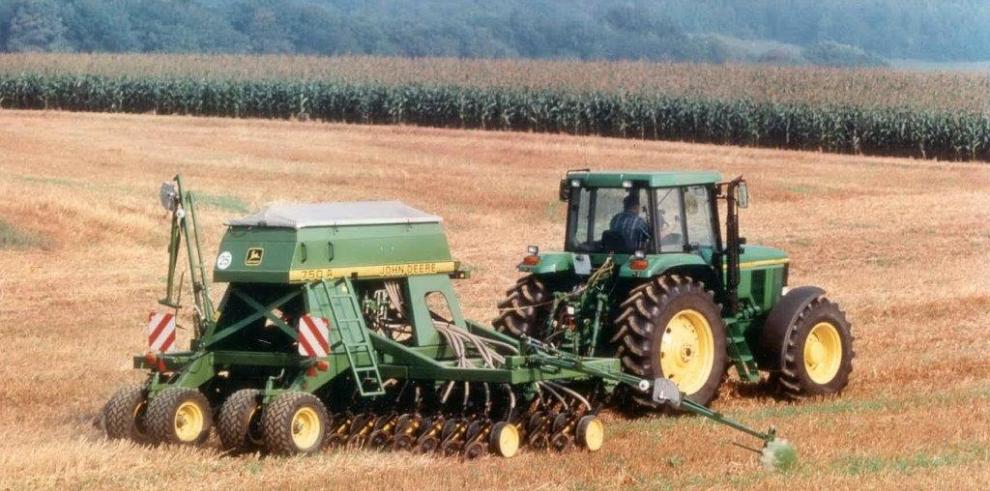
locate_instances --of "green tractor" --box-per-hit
[495,170,853,406]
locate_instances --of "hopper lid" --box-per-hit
[227,201,441,229]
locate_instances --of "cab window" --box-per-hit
[684,185,715,249]
[655,187,684,252]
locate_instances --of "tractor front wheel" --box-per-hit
[145,387,213,445]
[776,297,853,398]
[614,275,727,407]
[261,392,329,455]
[218,389,264,452]
[104,384,152,444]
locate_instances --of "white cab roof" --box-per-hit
[227,201,441,229]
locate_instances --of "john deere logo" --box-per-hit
[245,248,264,266]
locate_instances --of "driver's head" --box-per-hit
[623,192,640,213]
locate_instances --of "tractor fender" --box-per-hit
[757,286,826,370]
[617,253,710,280]
[517,252,572,275]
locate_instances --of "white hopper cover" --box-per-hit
[226,201,441,229]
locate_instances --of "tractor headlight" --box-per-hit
[527,245,539,255]
[633,250,646,260]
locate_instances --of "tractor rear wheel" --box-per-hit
[261,392,329,455]
[776,297,853,398]
[614,275,727,407]
[104,384,152,444]
[217,389,264,452]
[145,387,213,445]
[494,275,551,338]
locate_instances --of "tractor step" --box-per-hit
[726,324,760,383]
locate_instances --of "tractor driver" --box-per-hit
[609,191,651,252]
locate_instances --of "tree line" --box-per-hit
[0,1,987,63]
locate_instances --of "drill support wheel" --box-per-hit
[217,389,264,452]
[261,392,329,455]
[104,384,152,444]
[145,387,212,445]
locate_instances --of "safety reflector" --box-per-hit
[147,312,177,353]
[298,315,330,358]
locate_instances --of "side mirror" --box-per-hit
[736,182,750,209]
[558,179,570,202]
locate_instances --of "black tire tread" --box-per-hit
[145,387,213,445]
[104,383,150,443]
[778,297,854,399]
[218,389,262,452]
[614,274,727,408]
[261,392,329,455]
[494,275,550,338]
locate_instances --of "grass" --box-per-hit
[0,219,47,249]
[0,109,988,490]
[193,192,250,213]
[834,445,990,476]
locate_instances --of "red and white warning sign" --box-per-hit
[298,315,330,358]
[147,312,177,353]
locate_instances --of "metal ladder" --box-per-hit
[321,279,385,396]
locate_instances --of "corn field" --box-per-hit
[2,54,989,161]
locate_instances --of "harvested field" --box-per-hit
[0,110,988,490]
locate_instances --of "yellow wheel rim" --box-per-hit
[659,309,715,395]
[804,322,843,384]
[173,401,205,443]
[132,400,148,437]
[581,418,605,452]
[495,423,520,458]
[291,407,322,450]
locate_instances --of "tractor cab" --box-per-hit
[561,171,724,260]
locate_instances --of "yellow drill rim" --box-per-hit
[173,401,205,443]
[804,322,843,384]
[291,407,322,450]
[659,309,716,395]
[581,417,605,452]
[495,423,520,458]
[131,400,148,437]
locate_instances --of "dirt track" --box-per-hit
[0,110,988,490]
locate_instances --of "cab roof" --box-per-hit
[227,201,441,229]
[566,170,722,188]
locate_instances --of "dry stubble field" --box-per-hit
[0,110,988,490]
